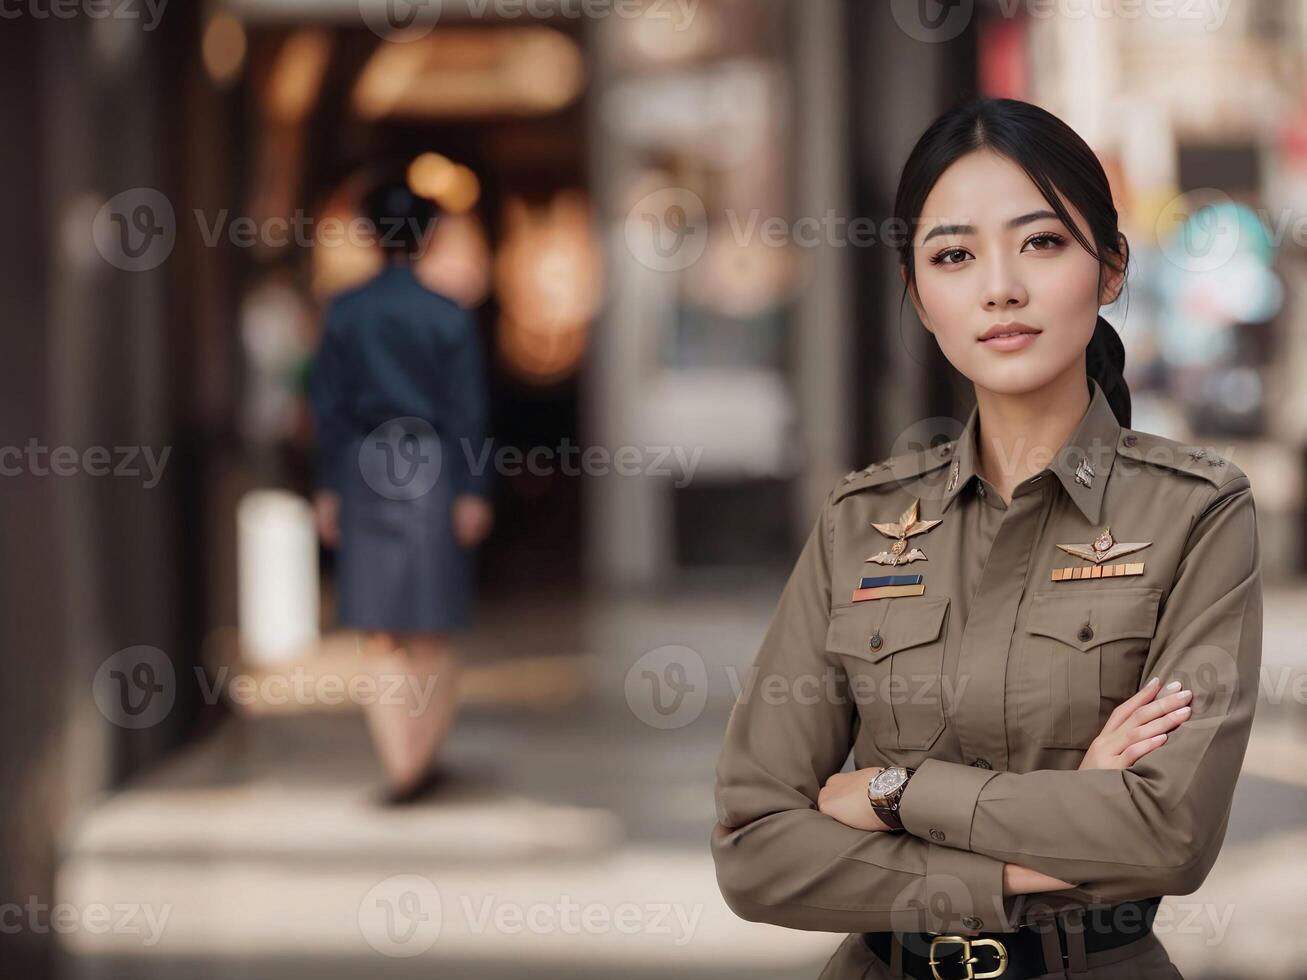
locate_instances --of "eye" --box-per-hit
[928,246,970,266]
[1023,231,1066,252]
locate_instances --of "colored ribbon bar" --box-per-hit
[1050,561,1145,582]
[853,574,926,602]
[858,574,924,589]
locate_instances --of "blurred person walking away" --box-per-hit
[309,180,494,805]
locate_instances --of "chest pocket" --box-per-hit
[1013,586,1163,749]
[826,595,951,753]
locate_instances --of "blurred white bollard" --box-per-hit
[237,489,319,665]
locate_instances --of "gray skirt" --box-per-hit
[335,428,475,633]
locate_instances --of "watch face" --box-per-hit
[871,767,907,796]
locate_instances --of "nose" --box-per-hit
[980,257,1028,311]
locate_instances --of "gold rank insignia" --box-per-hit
[1051,526,1151,581]
[865,498,941,567]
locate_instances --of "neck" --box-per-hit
[972,362,1090,504]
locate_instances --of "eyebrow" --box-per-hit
[921,209,1062,244]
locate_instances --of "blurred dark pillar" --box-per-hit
[845,0,978,457]
[0,13,60,979]
[0,9,200,974]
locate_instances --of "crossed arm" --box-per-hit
[710,478,1261,932]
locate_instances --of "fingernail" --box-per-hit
[1177,705,1191,715]
[1179,689,1192,701]
[1147,677,1159,687]
[1166,680,1182,690]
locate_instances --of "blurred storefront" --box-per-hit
[197,0,858,608]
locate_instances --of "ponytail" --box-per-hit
[1087,314,1130,428]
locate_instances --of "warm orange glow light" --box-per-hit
[202,11,247,86]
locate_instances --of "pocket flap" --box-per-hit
[826,595,950,663]
[1025,587,1163,651]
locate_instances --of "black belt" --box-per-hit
[863,896,1162,980]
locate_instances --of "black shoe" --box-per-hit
[376,764,451,807]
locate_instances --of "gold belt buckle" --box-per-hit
[928,934,1009,979]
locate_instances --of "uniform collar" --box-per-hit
[940,377,1120,525]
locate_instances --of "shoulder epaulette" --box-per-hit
[1117,429,1246,489]
[832,442,955,503]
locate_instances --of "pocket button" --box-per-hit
[1077,625,1094,642]
[869,631,883,651]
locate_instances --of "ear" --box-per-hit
[901,263,933,334]
[1099,234,1129,307]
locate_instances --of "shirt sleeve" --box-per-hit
[445,307,493,500]
[307,301,353,494]
[711,490,1017,934]
[896,475,1262,904]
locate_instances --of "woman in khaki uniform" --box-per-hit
[711,98,1261,980]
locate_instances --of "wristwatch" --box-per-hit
[867,765,916,830]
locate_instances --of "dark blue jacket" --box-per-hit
[308,264,492,499]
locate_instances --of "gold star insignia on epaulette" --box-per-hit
[865,498,942,566]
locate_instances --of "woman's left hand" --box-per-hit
[818,767,895,832]
[314,490,341,549]
[452,493,494,548]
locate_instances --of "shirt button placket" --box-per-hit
[952,487,1045,773]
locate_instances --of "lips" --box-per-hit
[979,322,1041,341]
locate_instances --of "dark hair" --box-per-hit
[361,180,438,259]
[894,97,1131,427]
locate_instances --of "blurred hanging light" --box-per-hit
[503,29,587,112]
[202,11,247,87]
[441,166,481,214]
[407,153,457,200]
[407,153,482,214]
[265,29,332,124]
[494,191,602,384]
[353,27,584,120]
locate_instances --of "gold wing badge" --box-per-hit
[1051,526,1151,581]
[865,498,941,566]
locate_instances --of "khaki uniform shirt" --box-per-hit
[711,377,1262,937]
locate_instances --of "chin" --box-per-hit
[962,359,1065,397]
